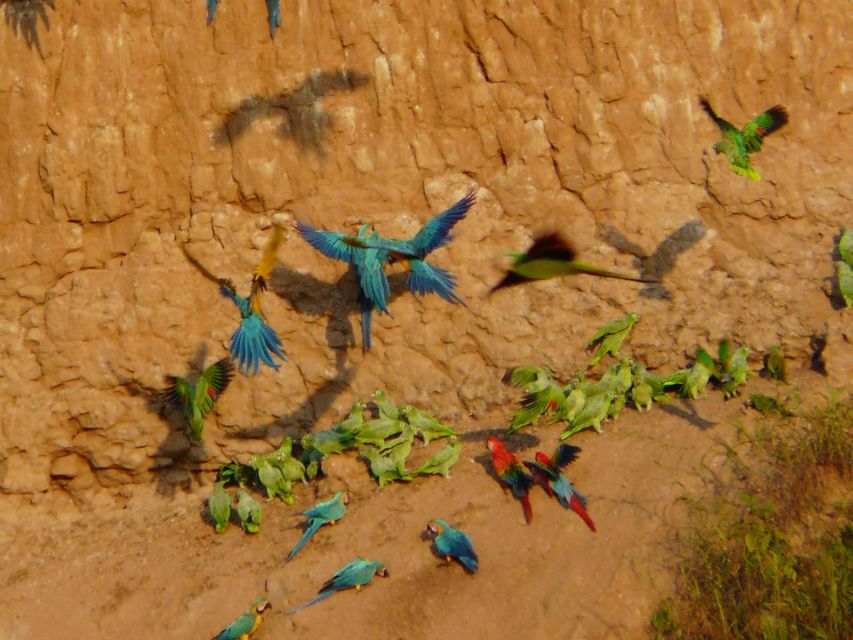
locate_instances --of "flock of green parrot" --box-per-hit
[159,94,792,638]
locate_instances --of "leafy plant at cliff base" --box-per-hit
[504,312,760,440]
[835,225,853,307]
[300,389,461,487]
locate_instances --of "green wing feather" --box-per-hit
[162,376,193,416]
[742,105,788,153]
[196,358,235,418]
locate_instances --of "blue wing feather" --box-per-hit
[267,0,280,38]
[409,190,476,257]
[206,0,220,24]
[406,260,465,305]
[296,222,359,264]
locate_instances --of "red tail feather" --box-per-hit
[569,494,596,532]
[521,494,533,524]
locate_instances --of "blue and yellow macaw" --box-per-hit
[426,519,478,573]
[286,491,349,562]
[356,190,476,305]
[212,596,271,640]
[207,0,281,39]
[287,558,388,614]
[218,227,287,376]
[295,221,391,351]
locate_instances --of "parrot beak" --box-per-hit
[426,522,439,535]
[342,493,350,505]
[377,567,389,577]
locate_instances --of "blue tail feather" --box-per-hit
[228,313,286,376]
[267,0,281,38]
[286,518,324,562]
[287,590,334,615]
[206,0,220,24]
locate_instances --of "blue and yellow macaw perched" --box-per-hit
[295,221,391,351]
[212,596,271,640]
[356,190,477,305]
[218,227,287,376]
[426,519,479,573]
[161,358,234,442]
[286,491,349,562]
[287,558,388,615]
[699,97,789,181]
[207,0,281,39]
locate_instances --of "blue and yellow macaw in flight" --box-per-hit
[212,596,271,640]
[180,229,287,376]
[295,190,476,350]
[207,0,281,39]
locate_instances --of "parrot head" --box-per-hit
[712,142,723,155]
[339,492,350,506]
[486,436,503,453]
[250,596,272,615]
[426,519,447,536]
[376,564,390,577]
[534,451,551,467]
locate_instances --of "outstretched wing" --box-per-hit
[409,190,476,256]
[197,358,235,418]
[698,97,738,135]
[295,221,359,264]
[552,443,581,469]
[742,105,788,153]
[523,459,559,480]
[161,376,192,414]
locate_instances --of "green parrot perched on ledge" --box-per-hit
[161,358,234,442]
[699,97,789,181]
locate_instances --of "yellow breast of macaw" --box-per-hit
[250,611,264,635]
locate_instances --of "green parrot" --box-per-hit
[354,417,406,448]
[699,97,789,181]
[588,313,640,367]
[629,364,669,411]
[721,345,751,398]
[560,390,615,439]
[236,489,262,533]
[681,347,716,399]
[506,365,569,433]
[372,389,400,419]
[837,227,853,307]
[286,492,349,562]
[212,596,271,640]
[400,405,458,444]
[416,438,462,477]
[361,446,413,487]
[208,481,232,533]
[840,226,853,265]
[562,385,587,422]
[161,358,234,442]
[490,233,656,293]
[763,346,787,382]
[287,559,389,614]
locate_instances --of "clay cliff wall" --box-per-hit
[0,0,850,498]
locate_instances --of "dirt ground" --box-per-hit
[2,374,839,640]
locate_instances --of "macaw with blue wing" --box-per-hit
[426,519,478,573]
[207,0,281,39]
[212,596,271,640]
[287,558,388,615]
[218,227,287,376]
[524,444,596,532]
[356,190,476,305]
[295,221,391,351]
[286,491,349,562]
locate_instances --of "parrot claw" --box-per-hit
[355,584,361,592]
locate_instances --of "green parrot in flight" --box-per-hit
[287,558,389,614]
[286,491,349,562]
[161,358,234,442]
[211,596,271,640]
[490,233,656,293]
[699,97,789,181]
[426,519,479,572]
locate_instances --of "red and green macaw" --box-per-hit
[207,0,281,39]
[287,558,388,615]
[490,233,655,293]
[699,97,789,181]
[161,358,234,442]
[285,491,349,562]
[212,596,271,640]
[524,444,596,532]
[426,519,479,573]
[218,227,287,375]
[486,436,534,524]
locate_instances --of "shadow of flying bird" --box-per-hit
[601,219,707,299]
[215,69,371,156]
[2,0,55,55]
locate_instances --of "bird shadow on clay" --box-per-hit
[659,398,717,430]
[214,69,371,157]
[269,262,409,367]
[111,344,216,497]
[2,0,56,55]
[601,218,707,299]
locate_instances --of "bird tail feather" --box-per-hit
[286,519,324,562]
[569,493,597,532]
